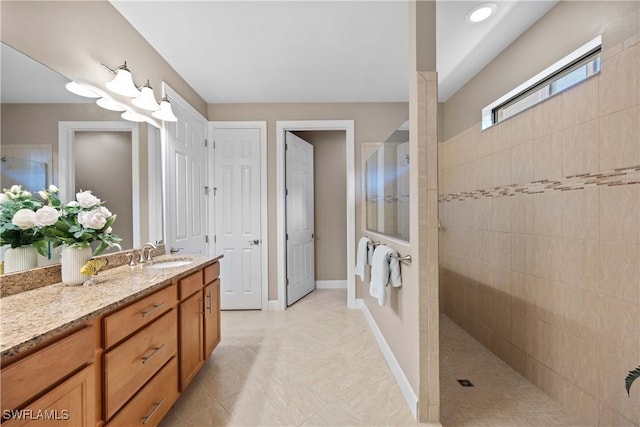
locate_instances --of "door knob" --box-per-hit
[248,239,261,245]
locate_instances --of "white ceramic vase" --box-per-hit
[4,246,38,273]
[61,246,92,285]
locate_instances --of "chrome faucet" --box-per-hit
[140,242,158,262]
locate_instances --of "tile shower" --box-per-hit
[438,33,640,426]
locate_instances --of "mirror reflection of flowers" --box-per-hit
[42,187,122,256]
[0,185,57,256]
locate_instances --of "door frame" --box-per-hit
[58,121,140,247]
[276,120,355,310]
[208,121,268,311]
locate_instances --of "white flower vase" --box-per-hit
[4,246,38,273]
[61,246,92,285]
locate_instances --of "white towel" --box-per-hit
[369,245,402,306]
[355,236,371,281]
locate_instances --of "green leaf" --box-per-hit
[625,366,640,396]
[93,241,109,256]
[32,240,50,257]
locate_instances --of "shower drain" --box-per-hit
[457,379,474,387]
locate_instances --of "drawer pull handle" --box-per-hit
[141,344,165,364]
[206,293,212,313]
[141,397,166,424]
[141,303,165,318]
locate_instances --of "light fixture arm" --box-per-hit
[102,61,131,75]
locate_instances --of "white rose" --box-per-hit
[76,191,100,208]
[38,191,49,200]
[48,185,59,193]
[9,185,21,194]
[78,209,107,230]
[66,201,79,208]
[105,226,113,234]
[0,193,7,204]
[23,191,32,198]
[99,206,112,218]
[12,209,38,229]
[35,206,59,226]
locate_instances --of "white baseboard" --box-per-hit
[356,299,419,420]
[266,300,283,311]
[315,280,347,289]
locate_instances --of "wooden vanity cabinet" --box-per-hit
[178,261,220,391]
[1,259,221,427]
[1,325,96,427]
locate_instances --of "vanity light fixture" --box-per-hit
[151,96,178,122]
[103,61,141,98]
[132,80,160,111]
[65,81,101,98]
[121,110,148,122]
[466,2,497,23]
[96,97,126,112]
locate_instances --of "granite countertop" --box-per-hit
[0,254,222,361]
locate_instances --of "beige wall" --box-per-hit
[293,130,347,282]
[439,2,640,425]
[442,1,640,141]
[0,1,207,117]
[209,102,408,300]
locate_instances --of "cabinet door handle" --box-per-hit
[206,293,212,313]
[141,303,165,318]
[141,344,165,364]
[141,397,166,424]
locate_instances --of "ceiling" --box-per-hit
[2,1,558,104]
[111,0,557,104]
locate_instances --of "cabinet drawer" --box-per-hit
[179,270,203,300]
[1,325,94,411]
[107,357,178,427]
[103,284,176,348]
[203,261,220,285]
[3,365,95,427]
[104,310,177,420]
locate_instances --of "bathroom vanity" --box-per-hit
[0,254,222,426]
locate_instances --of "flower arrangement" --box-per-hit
[0,185,58,256]
[41,187,122,256]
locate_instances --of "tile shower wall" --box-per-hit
[438,35,640,426]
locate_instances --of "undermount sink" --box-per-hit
[146,260,193,269]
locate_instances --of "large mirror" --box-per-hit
[0,42,164,273]
[365,120,410,241]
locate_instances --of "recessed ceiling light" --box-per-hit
[467,3,497,23]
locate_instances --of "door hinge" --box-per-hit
[205,235,209,243]
[285,143,288,151]
[286,233,289,241]
[286,278,290,286]
[213,187,218,196]
[204,186,209,195]
[214,235,217,243]
[205,139,208,147]
[213,140,216,149]
[285,188,288,196]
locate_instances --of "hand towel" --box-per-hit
[355,236,371,281]
[369,245,402,306]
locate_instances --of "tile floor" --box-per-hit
[440,316,582,427]
[161,289,581,426]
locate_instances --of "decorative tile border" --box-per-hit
[439,165,640,203]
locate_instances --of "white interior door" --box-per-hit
[165,87,208,256]
[213,126,263,309]
[285,132,315,306]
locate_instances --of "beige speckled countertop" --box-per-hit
[0,254,222,361]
